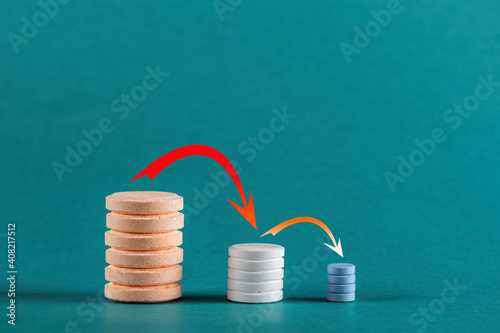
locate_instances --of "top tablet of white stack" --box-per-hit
[227,243,284,303]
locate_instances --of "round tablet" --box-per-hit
[327,292,355,303]
[105,230,182,250]
[228,243,284,259]
[228,268,284,282]
[228,279,283,293]
[328,274,355,284]
[328,283,355,293]
[105,265,182,285]
[227,290,283,303]
[327,263,355,275]
[106,247,183,268]
[105,282,182,303]
[228,257,284,271]
[107,212,184,233]
[106,191,183,214]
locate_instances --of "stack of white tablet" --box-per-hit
[227,243,285,303]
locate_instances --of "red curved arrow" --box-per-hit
[131,145,256,229]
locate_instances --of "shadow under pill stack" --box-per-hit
[327,263,355,302]
[104,191,184,303]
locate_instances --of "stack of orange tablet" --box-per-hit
[104,191,184,303]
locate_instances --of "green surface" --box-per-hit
[1,0,500,332]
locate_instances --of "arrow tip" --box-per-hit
[324,239,343,257]
[228,191,257,229]
[131,171,147,182]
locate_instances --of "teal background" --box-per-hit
[1,0,500,332]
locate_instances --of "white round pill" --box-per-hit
[228,243,284,260]
[228,268,284,281]
[228,257,284,271]
[228,279,283,293]
[227,290,283,303]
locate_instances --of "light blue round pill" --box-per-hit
[327,263,355,275]
[327,292,355,302]
[327,274,355,284]
[328,283,355,293]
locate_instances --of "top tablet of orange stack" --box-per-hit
[104,191,184,303]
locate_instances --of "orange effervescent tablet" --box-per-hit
[105,230,182,250]
[106,212,184,233]
[106,247,183,268]
[106,191,183,215]
[105,265,182,285]
[105,282,182,303]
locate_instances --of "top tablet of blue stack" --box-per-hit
[327,263,355,302]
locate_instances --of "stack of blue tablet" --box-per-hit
[327,263,355,302]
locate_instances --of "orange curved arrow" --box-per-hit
[261,217,343,257]
[131,144,256,229]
